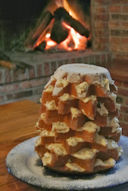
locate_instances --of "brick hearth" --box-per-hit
[0,51,110,104]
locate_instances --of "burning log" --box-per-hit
[51,19,69,43]
[54,7,90,38]
[25,11,53,50]
[35,41,46,51]
[33,18,54,49]
[25,6,90,51]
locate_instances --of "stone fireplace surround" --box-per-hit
[0,0,128,135]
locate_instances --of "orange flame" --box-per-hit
[63,0,78,21]
[45,32,57,49]
[34,0,90,51]
[44,22,87,51]
[61,22,87,50]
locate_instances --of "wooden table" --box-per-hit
[0,100,128,191]
[0,100,42,191]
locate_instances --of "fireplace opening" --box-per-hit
[25,0,91,52]
[0,0,91,52]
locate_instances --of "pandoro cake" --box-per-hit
[35,64,122,174]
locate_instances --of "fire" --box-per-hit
[33,0,90,51]
[63,0,88,29]
[61,22,87,50]
[45,33,57,49]
[44,22,88,51]
[63,0,78,20]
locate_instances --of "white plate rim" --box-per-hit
[6,136,128,190]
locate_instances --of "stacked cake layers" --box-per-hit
[35,64,122,173]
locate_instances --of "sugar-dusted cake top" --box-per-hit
[53,64,112,83]
[55,64,110,76]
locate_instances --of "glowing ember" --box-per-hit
[46,40,57,48]
[62,22,87,50]
[44,33,57,49]
[43,22,88,51]
[33,0,90,51]
[46,33,51,39]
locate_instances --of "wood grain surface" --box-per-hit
[0,100,128,191]
[0,100,43,191]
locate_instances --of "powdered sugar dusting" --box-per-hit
[54,64,112,83]
[6,136,128,190]
[57,64,109,75]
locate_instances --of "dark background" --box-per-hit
[0,0,46,20]
[0,0,90,20]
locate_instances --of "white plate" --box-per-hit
[6,136,128,190]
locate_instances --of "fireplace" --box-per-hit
[0,0,128,135]
[25,0,91,52]
[0,0,91,52]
